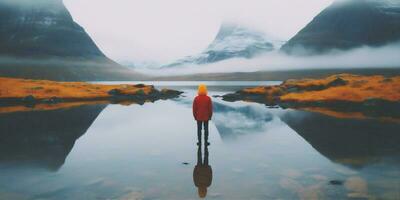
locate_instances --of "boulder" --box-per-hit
[327,78,348,88]
[22,95,36,104]
[108,89,122,96]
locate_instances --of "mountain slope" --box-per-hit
[0,0,142,81]
[164,23,280,68]
[281,0,400,55]
[0,104,106,171]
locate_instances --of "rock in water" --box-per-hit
[329,180,344,185]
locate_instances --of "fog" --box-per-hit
[2,0,400,78]
[135,43,400,76]
[64,0,333,63]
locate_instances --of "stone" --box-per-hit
[327,77,348,87]
[160,89,183,97]
[329,180,344,185]
[287,87,300,93]
[108,89,122,96]
[134,84,146,88]
[22,95,35,102]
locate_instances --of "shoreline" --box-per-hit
[0,77,183,110]
[222,74,400,119]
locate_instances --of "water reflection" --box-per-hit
[176,97,276,141]
[212,102,274,140]
[0,83,399,199]
[0,104,106,171]
[193,144,212,198]
[281,110,400,168]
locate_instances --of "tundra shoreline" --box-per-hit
[0,77,183,107]
[222,74,400,119]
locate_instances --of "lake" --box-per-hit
[0,81,399,200]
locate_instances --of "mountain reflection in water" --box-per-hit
[212,102,275,140]
[1,94,397,171]
[0,104,106,171]
[0,83,398,199]
[281,110,400,168]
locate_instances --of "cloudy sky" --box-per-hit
[65,0,333,63]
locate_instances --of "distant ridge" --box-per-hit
[281,0,400,55]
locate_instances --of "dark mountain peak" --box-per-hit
[0,0,104,58]
[281,0,400,55]
[0,0,141,81]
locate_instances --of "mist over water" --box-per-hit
[134,42,400,76]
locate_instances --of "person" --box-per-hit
[193,144,212,198]
[193,84,213,146]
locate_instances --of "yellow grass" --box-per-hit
[279,74,400,102]
[299,107,400,123]
[0,77,154,100]
[240,74,400,103]
[0,101,108,114]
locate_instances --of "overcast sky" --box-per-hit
[64,0,333,63]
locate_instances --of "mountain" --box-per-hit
[164,23,282,68]
[0,0,142,81]
[281,0,400,55]
[212,102,274,141]
[0,104,106,171]
[281,110,400,168]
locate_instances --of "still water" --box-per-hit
[0,82,399,200]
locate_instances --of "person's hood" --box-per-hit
[198,84,208,95]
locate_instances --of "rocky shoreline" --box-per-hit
[0,77,183,108]
[223,74,400,119]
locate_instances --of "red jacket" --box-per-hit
[193,95,213,121]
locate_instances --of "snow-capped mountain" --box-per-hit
[281,0,400,55]
[164,23,282,68]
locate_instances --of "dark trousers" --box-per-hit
[197,121,209,143]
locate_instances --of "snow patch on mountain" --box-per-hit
[163,23,283,68]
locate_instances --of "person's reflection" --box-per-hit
[193,144,213,198]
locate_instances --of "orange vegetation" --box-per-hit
[298,107,400,123]
[225,74,400,121]
[300,107,367,120]
[241,74,400,103]
[280,74,400,102]
[0,77,154,100]
[0,101,108,114]
[243,86,284,96]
